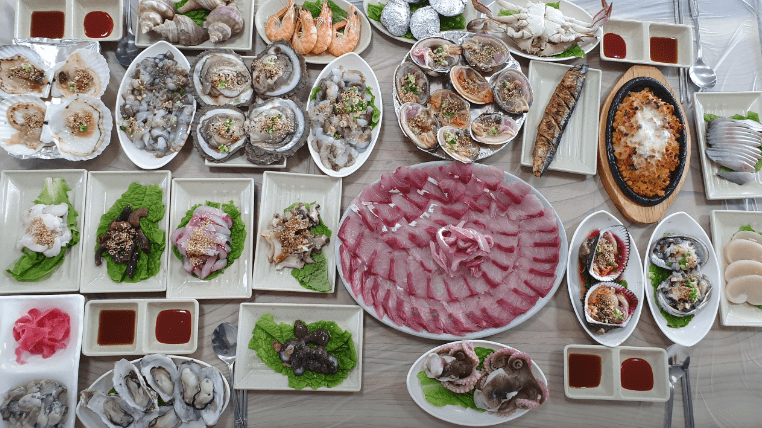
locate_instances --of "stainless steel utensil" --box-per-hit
[673,0,687,103]
[212,322,245,428]
[688,0,718,89]
[665,357,685,428]
[681,357,695,428]
[116,0,141,68]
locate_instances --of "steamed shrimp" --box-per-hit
[292,7,318,55]
[311,2,333,55]
[265,0,297,42]
[327,5,360,57]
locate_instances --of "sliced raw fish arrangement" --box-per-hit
[171,205,233,279]
[337,162,565,337]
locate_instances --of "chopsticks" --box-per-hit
[674,0,689,103]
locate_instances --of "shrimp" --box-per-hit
[327,5,361,57]
[292,7,318,55]
[265,0,297,42]
[311,2,333,55]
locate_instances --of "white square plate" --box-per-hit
[694,92,762,199]
[0,170,87,294]
[80,171,171,293]
[521,61,602,175]
[234,303,363,391]
[0,294,84,428]
[253,172,342,293]
[710,210,762,326]
[167,178,254,300]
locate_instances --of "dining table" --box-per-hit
[2,0,762,426]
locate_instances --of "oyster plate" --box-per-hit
[115,41,195,170]
[0,294,84,428]
[480,0,602,62]
[0,169,86,295]
[406,340,547,426]
[255,0,372,65]
[234,303,363,391]
[306,52,382,177]
[643,212,721,347]
[363,0,478,44]
[335,161,569,340]
[566,210,645,347]
[252,172,342,293]
[75,355,230,428]
[394,31,528,162]
[520,61,602,175]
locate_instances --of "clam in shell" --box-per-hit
[438,126,479,163]
[492,68,533,114]
[399,102,440,151]
[469,112,517,145]
[410,37,462,76]
[584,282,638,334]
[461,33,510,74]
[0,95,47,157]
[40,94,112,161]
[394,61,429,105]
[0,45,51,98]
[428,89,470,129]
[245,97,308,165]
[191,49,253,107]
[450,65,493,105]
[50,48,109,98]
[585,225,630,282]
[656,270,712,317]
[650,234,709,271]
[192,105,247,162]
[250,41,306,99]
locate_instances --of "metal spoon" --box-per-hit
[212,322,244,428]
[665,357,685,428]
[116,0,141,68]
[687,0,717,90]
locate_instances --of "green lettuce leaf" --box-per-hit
[366,87,382,130]
[95,183,165,283]
[417,346,495,411]
[367,3,384,21]
[303,0,346,23]
[172,201,246,281]
[500,1,558,16]
[648,264,693,328]
[174,0,210,26]
[554,44,585,58]
[248,314,356,389]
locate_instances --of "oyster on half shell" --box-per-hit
[250,41,306,99]
[50,48,109,98]
[0,46,50,98]
[113,359,158,413]
[192,105,247,162]
[470,112,516,145]
[0,95,47,157]
[245,97,308,165]
[40,94,112,161]
[140,354,179,403]
[399,102,440,151]
[80,389,144,428]
[191,49,253,107]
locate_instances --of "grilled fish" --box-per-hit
[532,64,588,177]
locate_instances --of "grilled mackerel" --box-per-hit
[531,64,588,177]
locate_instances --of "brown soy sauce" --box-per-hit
[568,353,602,388]
[621,357,654,391]
[97,309,137,346]
[31,11,65,38]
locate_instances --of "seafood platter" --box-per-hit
[394,32,532,163]
[364,0,477,44]
[14,0,123,41]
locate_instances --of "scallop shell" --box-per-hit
[585,225,630,282]
[190,49,253,107]
[40,94,112,161]
[450,65,493,105]
[394,61,429,105]
[50,48,109,98]
[399,102,440,152]
[656,271,712,317]
[438,126,479,163]
[0,45,51,98]
[469,112,516,145]
[0,95,47,157]
[492,68,533,114]
[191,105,247,162]
[461,33,510,74]
[410,37,462,76]
[584,282,638,333]
[250,41,306,99]
[245,97,308,165]
[650,233,709,271]
[428,89,470,129]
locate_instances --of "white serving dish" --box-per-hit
[252,172,342,293]
[710,210,762,327]
[693,91,762,199]
[75,355,229,428]
[643,212,721,347]
[520,61,601,175]
[15,0,123,41]
[234,303,363,391]
[81,298,198,356]
[566,210,645,347]
[136,0,255,50]
[482,0,602,61]
[306,52,382,177]
[564,344,669,402]
[79,171,171,293]
[363,0,477,44]
[0,294,84,428]
[115,41,195,170]
[255,0,371,64]
[166,178,254,300]
[406,340,547,426]
[0,169,86,294]
[600,19,694,68]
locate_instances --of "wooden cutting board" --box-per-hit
[597,65,691,225]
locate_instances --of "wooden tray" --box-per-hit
[597,65,691,224]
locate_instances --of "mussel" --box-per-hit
[438,126,480,163]
[428,89,470,129]
[656,270,712,317]
[584,282,638,334]
[399,102,440,151]
[410,37,462,76]
[449,66,493,105]
[395,61,429,105]
[470,112,517,145]
[650,234,709,271]
[461,33,510,74]
[492,68,533,114]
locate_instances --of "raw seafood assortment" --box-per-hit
[171,205,234,279]
[1,380,68,428]
[95,205,151,279]
[338,162,563,336]
[138,0,244,45]
[650,234,712,317]
[262,203,329,270]
[272,319,339,375]
[13,308,71,364]
[723,228,762,305]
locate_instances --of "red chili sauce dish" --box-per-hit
[84,11,114,38]
[97,309,137,346]
[155,309,192,344]
[650,37,678,64]
[620,357,654,391]
[603,33,627,59]
[568,353,602,388]
[30,11,65,38]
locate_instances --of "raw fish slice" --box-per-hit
[441,300,480,334]
[490,248,518,270]
[397,167,430,190]
[407,261,430,296]
[479,260,507,287]
[390,193,424,222]
[428,276,450,301]
[359,183,391,204]
[508,193,544,220]
[471,165,504,190]
[464,192,493,213]
[338,213,363,245]
[718,171,757,185]
[464,275,490,295]
[352,204,382,231]
[706,145,761,158]
[520,210,559,232]
[705,149,758,172]
[441,201,470,219]
[380,171,412,193]
[408,246,439,271]
[446,162,473,183]
[519,243,560,264]
[404,190,431,209]
[707,133,762,147]
[193,206,233,227]
[421,180,448,202]
[438,179,467,202]
[491,233,518,252]
[479,300,517,327]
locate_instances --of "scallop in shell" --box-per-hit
[0,95,47,157]
[584,282,638,334]
[40,94,112,161]
[190,49,253,107]
[461,33,510,74]
[394,61,429,105]
[428,89,470,129]
[399,102,440,151]
[113,359,159,413]
[245,97,308,165]
[656,270,712,317]
[492,68,533,114]
[0,45,51,98]
[250,41,306,99]
[469,112,517,145]
[450,65,493,105]
[410,37,462,76]
[584,225,630,282]
[192,105,247,162]
[50,48,109,98]
[438,126,479,163]
[650,234,709,271]
[140,354,179,403]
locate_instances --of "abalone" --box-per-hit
[190,49,253,107]
[191,105,247,162]
[245,97,308,165]
[656,270,712,317]
[250,42,306,99]
[650,234,709,271]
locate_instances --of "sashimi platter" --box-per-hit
[1,0,760,426]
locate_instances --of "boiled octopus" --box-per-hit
[473,348,548,416]
[272,320,338,376]
[95,205,150,278]
[422,341,481,393]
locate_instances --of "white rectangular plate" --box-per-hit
[710,210,762,326]
[253,172,342,293]
[694,92,762,199]
[80,171,171,293]
[167,178,254,300]
[0,294,84,428]
[235,303,363,391]
[521,61,602,175]
[0,169,87,294]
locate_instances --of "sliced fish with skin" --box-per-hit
[706,145,762,159]
[718,171,757,185]
[705,150,758,172]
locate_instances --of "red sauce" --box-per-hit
[568,353,602,388]
[30,11,65,39]
[155,310,192,344]
[603,33,627,59]
[650,37,678,64]
[621,357,654,391]
[97,310,136,346]
[84,11,114,38]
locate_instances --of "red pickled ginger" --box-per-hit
[13,308,70,364]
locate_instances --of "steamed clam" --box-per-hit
[438,126,479,163]
[428,89,470,129]
[41,94,112,161]
[250,41,306,99]
[399,102,440,151]
[50,48,109,98]
[492,68,533,114]
[394,61,429,105]
[0,95,46,157]
[191,49,253,107]
[650,234,709,271]
[470,112,516,145]
[461,33,510,73]
[450,65,493,104]
[245,97,308,165]
[410,37,462,76]
[584,282,638,333]
[0,45,50,98]
[656,270,712,317]
[192,105,247,162]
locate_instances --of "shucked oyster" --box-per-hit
[1,380,68,428]
[428,89,470,129]
[470,112,517,145]
[40,94,112,161]
[410,37,462,76]
[50,48,109,98]
[113,359,158,413]
[450,65,493,105]
[250,41,306,99]
[140,354,178,403]
[0,95,46,157]
[173,362,226,425]
[399,102,440,151]
[191,49,253,107]
[0,45,50,98]
[461,33,510,73]
[438,126,480,163]
[192,105,247,162]
[492,68,533,114]
[245,97,308,165]
[394,61,429,105]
